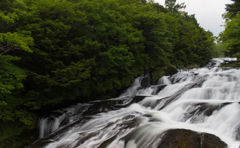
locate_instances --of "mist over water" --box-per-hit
[33,58,240,148]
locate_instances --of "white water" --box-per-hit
[34,58,240,148]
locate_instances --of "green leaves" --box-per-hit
[225,0,240,17]
[0,11,18,24]
[169,11,214,67]
[220,13,240,58]
[53,59,93,86]
[165,0,186,15]
[0,55,27,94]
[220,0,240,58]
[0,0,215,147]
[0,32,34,54]
[0,0,214,116]
[0,0,34,55]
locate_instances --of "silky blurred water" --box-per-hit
[34,58,240,148]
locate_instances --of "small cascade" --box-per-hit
[37,103,91,139]
[32,58,240,148]
[157,76,171,85]
[37,76,144,139]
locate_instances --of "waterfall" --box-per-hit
[32,58,240,148]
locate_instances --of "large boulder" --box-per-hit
[158,129,227,148]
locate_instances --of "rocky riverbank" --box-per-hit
[219,60,240,68]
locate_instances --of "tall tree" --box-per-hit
[165,0,186,15]
[220,13,240,58]
[0,0,215,147]
[226,0,240,17]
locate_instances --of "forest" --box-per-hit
[0,0,216,147]
[219,0,240,59]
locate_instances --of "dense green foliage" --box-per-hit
[220,0,240,59]
[225,0,240,17]
[212,43,226,58]
[0,0,214,147]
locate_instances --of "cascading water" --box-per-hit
[32,58,240,148]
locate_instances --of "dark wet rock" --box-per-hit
[200,133,228,148]
[151,85,167,95]
[30,117,92,148]
[158,129,200,148]
[35,95,147,139]
[82,96,146,116]
[141,77,150,88]
[30,139,55,148]
[59,115,70,127]
[184,103,230,121]
[154,77,206,110]
[98,136,117,148]
[132,96,146,103]
[158,129,227,148]
[82,101,118,116]
[221,67,233,70]
[31,115,143,148]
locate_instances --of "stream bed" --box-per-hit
[31,58,240,148]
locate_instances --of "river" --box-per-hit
[31,58,240,148]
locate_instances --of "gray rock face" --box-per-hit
[158,129,227,148]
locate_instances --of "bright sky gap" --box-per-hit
[155,0,233,36]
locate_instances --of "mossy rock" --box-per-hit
[151,67,164,85]
[158,129,227,148]
[165,65,178,76]
[186,64,200,69]
[151,65,177,84]
[219,61,240,68]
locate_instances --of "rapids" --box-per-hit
[31,58,240,148]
